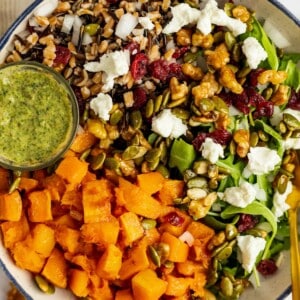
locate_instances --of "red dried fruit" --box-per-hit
[124,41,140,56]
[130,53,149,80]
[287,89,300,111]
[192,129,232,151]
[172,46,189,59]
[248,68,265,87]
[237,214,259,232]
[133,87,147,109]
[168,62,184,80]
[163,212,184,226]
[257,259,278,276]
[53,45,71,67]
[148,59,169,82]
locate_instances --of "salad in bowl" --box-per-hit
[0,0,299,299]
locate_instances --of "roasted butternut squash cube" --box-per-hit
[158,179,185,205]
[41,248,68,288]
[115,289,134,300]
[71,131,97,153]
[165,274,191,296]
[32,224,55,257]
[69,268,90,297]
[160,232,189,263]
[28,189,52,222]
[119,212,144,246]
[18,177,39,193]
[55,225,81,254]
[0,213,29,249]
[55,156,88,185]
[12,240,45,273]
[137,172,165,195]
[82,179,113,223]
[96,244,122,280]
[132,269,167,300]
[0,191,22,221]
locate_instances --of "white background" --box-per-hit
[0,0,299,299]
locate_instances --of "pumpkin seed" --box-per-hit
[249,131,259,147]
[206,269,219,287]
[91,152,106,170]
[163,260,174,268]
[122,145,148,160]
[225,31,236,51]
[277,173,289,194]
[161,89,171,108]
[183,51,202,63]
[283,113,300,129]
[130,110,143,129]
[237,66,251,78]
[110,109,123,125]
[220,276,233,297]
[208,178,219,190]
[207,165,218,178]
[225,224,238,241]
[145,99,154,118]
[258,130,269,142]
[158,141,168,164]
[197,98,215,113]
[167,96,186,108]
[145,148,162,163]
[84,23,100,36]
[9,177,21,194]
[104,157,120,170]
[187,176,208,188]
[80,148,91,161]
[142,218,157,230]
[156,163,170,178]
[187,187,207,200]
[216,245,233,261]
[148,245,161,267]
[232,43,241,62]
[34,275,55,294]
[148,157,160,171]
[156,242,170,260]
[213,31,224,44]
[154,95,163,113]
[212,96,229,114]
[212,241,229,257]
[171,107,190,120]
[262,87,273,100]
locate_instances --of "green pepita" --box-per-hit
[156,163,170,178]
[154,95,163,113]
[250,131,259,147]
[130,110,143,129]
[9,176,21,194]
[197,98,215,113]
[225,224,238,241]
[91,152,106,170]
[110,109,124,125]
[122,145,148,160]
[225,31,236,51]
[220,276,234,297]
[145,148,162,163]
[171,107,190,120]
[148,245,161,267]
[84,23,100,36]
[277,173,289,194]
[145,99,154,118]
[187,176,208,189]
[216,245,233,261]
[34,275,55,294]
[80,148,91,161]
[283,113,300,129]
[142,218,157,230]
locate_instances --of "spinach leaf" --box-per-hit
[239,17,279,70]
[221,201,277,259]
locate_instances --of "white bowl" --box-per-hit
[0,1,299,299]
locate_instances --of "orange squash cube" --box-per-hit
[55,225,81,254]
[132,269,167,300]
[32,224,55,257]
[119,212,144,246]
[158,179,185,205]
[28,189,52,222]
[165,275,191,296]
[96,244,122,280]
[41,248,68,288]
[115,289,134,300]
[69,268,90,297]
[137,172,165,195]
[0,191,22,221]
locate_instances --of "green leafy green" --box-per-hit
[239,17,279,70]
[216,154,245,186]
[168,138,196,173]
[221,201,277,259]
[278,53,300,92]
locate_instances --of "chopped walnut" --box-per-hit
[182,63,204,81]
[205,43,230,69]
[232,5,251,23]
[192,73,220,105]
[192,32,214,49]
[39,35,56,67]
[233,129,250,158]
[219,65,243,94]
[176,28,192,46]
[258,70,288,85]
[169,77,189,101]
[188,192,217,220]
[270,85,290,106]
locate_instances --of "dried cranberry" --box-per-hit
[53,45,71,67]
[192,129,232,151]
[130,53,149,80]
[168,62,184,80]
[248,69,265,87]
[237,214,259,232]
[132,87,147,109]
[148,59,169,82]
[287,89,300,110]
[163,212,184,226]
[124,41,140,56]
[172,46,189,59]
[257,259,278,276]
[253,100,274,118]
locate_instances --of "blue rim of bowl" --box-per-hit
[0,0,298,299]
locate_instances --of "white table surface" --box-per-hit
[0,0,299,299]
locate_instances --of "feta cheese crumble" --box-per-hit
[237,235,266,273]
[243,147,281,177]
[84,50,130,92]
[163,0,246,36]
[151,109,187,139]
[223,181,257,208]
[89,93,113,121]
[138,16,155,30]
[200,138,224,164]
[272,180,292,219]
[241,37,268,69]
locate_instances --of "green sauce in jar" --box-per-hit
[0,62,78,170]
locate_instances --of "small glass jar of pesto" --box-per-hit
[0,61,79,170]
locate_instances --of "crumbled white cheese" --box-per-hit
[243,147,281,177]
[84,50,130,92]
[237,235,266,273]
[283,138,300,150]
[115,13,139,40]
[151,109,187,139]
[270,106,283,126]
[200,138,224,164]
[241,37,268,69]
[272,180,292,219]
[162,0,246,36]
[89,93,113,121]
[139,16,155,30]
[223,181,257,208]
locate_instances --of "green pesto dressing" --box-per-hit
[0,64,74,167]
